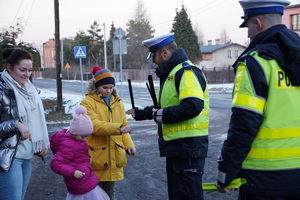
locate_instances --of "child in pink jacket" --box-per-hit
[50,106,109,200]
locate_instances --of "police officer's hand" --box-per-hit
[152,108,157,116]
[130,109,136,119]
[216,182,231,193]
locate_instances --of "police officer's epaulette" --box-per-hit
[182,62,193,70]
[240,47,257,60]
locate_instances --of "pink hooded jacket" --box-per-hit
[50,129,99,195]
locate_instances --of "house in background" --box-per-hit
[199,39,247,69]
[283,4,300,36]
[43,39,56,68]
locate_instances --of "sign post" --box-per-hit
[113,27,126,100]
[65,63,71,80]
[74,46,87,98]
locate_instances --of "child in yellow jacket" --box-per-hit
[80,66,136,200]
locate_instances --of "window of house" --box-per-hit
[235,50,239,58]
[291,14,300,30]
[228,50,232,58]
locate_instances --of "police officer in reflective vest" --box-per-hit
[216,0,300,199]
[130,33,210,200]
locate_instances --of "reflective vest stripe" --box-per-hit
[199,108,210,116]
[242,157,300,170]
[163,122,209,140]
[248,146,300,159]
[233,93,265,113]
[257,127,300,139]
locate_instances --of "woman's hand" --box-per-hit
[17,122,31,141]
[38,148,48,156]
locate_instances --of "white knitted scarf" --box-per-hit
[2,70,49,153]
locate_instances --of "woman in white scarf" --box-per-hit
[0,48,49,200]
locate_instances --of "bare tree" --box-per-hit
[219,28,232,44]
[194,22,205,45]
[125,0,155,69]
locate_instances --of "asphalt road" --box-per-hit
[25,79,237,200]
[32,78,232,110]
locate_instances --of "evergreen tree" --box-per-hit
[61,37,76,66]
[171,5,202,64]
[124,0,155,69]
[0,19,41,71]
[87,20,103,67]
[73,30,90,68]
[106,22,117,71]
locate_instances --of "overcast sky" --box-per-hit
[1,0,299,48]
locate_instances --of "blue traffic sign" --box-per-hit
[74,46,86,59]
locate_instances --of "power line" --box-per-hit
[11,0,24,27]
[19,0,36,43]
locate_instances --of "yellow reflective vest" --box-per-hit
[159,61,210,141]
[233,50,300,170]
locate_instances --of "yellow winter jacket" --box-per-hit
[80,82,134,182]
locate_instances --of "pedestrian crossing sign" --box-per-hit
[74,46,86,58]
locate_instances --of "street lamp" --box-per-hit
[96,19,107,69]
[103,22,107,69]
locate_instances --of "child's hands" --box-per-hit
[74,170,85,179]
[120,126,132,134]
[127,147,136,156]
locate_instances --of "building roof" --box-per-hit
[200,43,247,53]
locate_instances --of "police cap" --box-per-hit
[239,0,290,27]
[142,33,175,59]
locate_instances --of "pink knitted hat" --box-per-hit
[69,106,93,136]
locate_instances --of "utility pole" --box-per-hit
[54,0,63,112]
[103,22,107,69]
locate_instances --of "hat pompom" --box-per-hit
[92,66,102,75]
[75,105,87,115]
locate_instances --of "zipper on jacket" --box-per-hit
[107,97,121,113]
[116,143,124,149]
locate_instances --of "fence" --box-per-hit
[31,71,42,78]
[122,66,235,84]
[40,66,235,84]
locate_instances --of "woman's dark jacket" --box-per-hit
[0,74,21,172]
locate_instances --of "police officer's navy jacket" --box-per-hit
[217,24,300,196]
[135,48,209,159]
